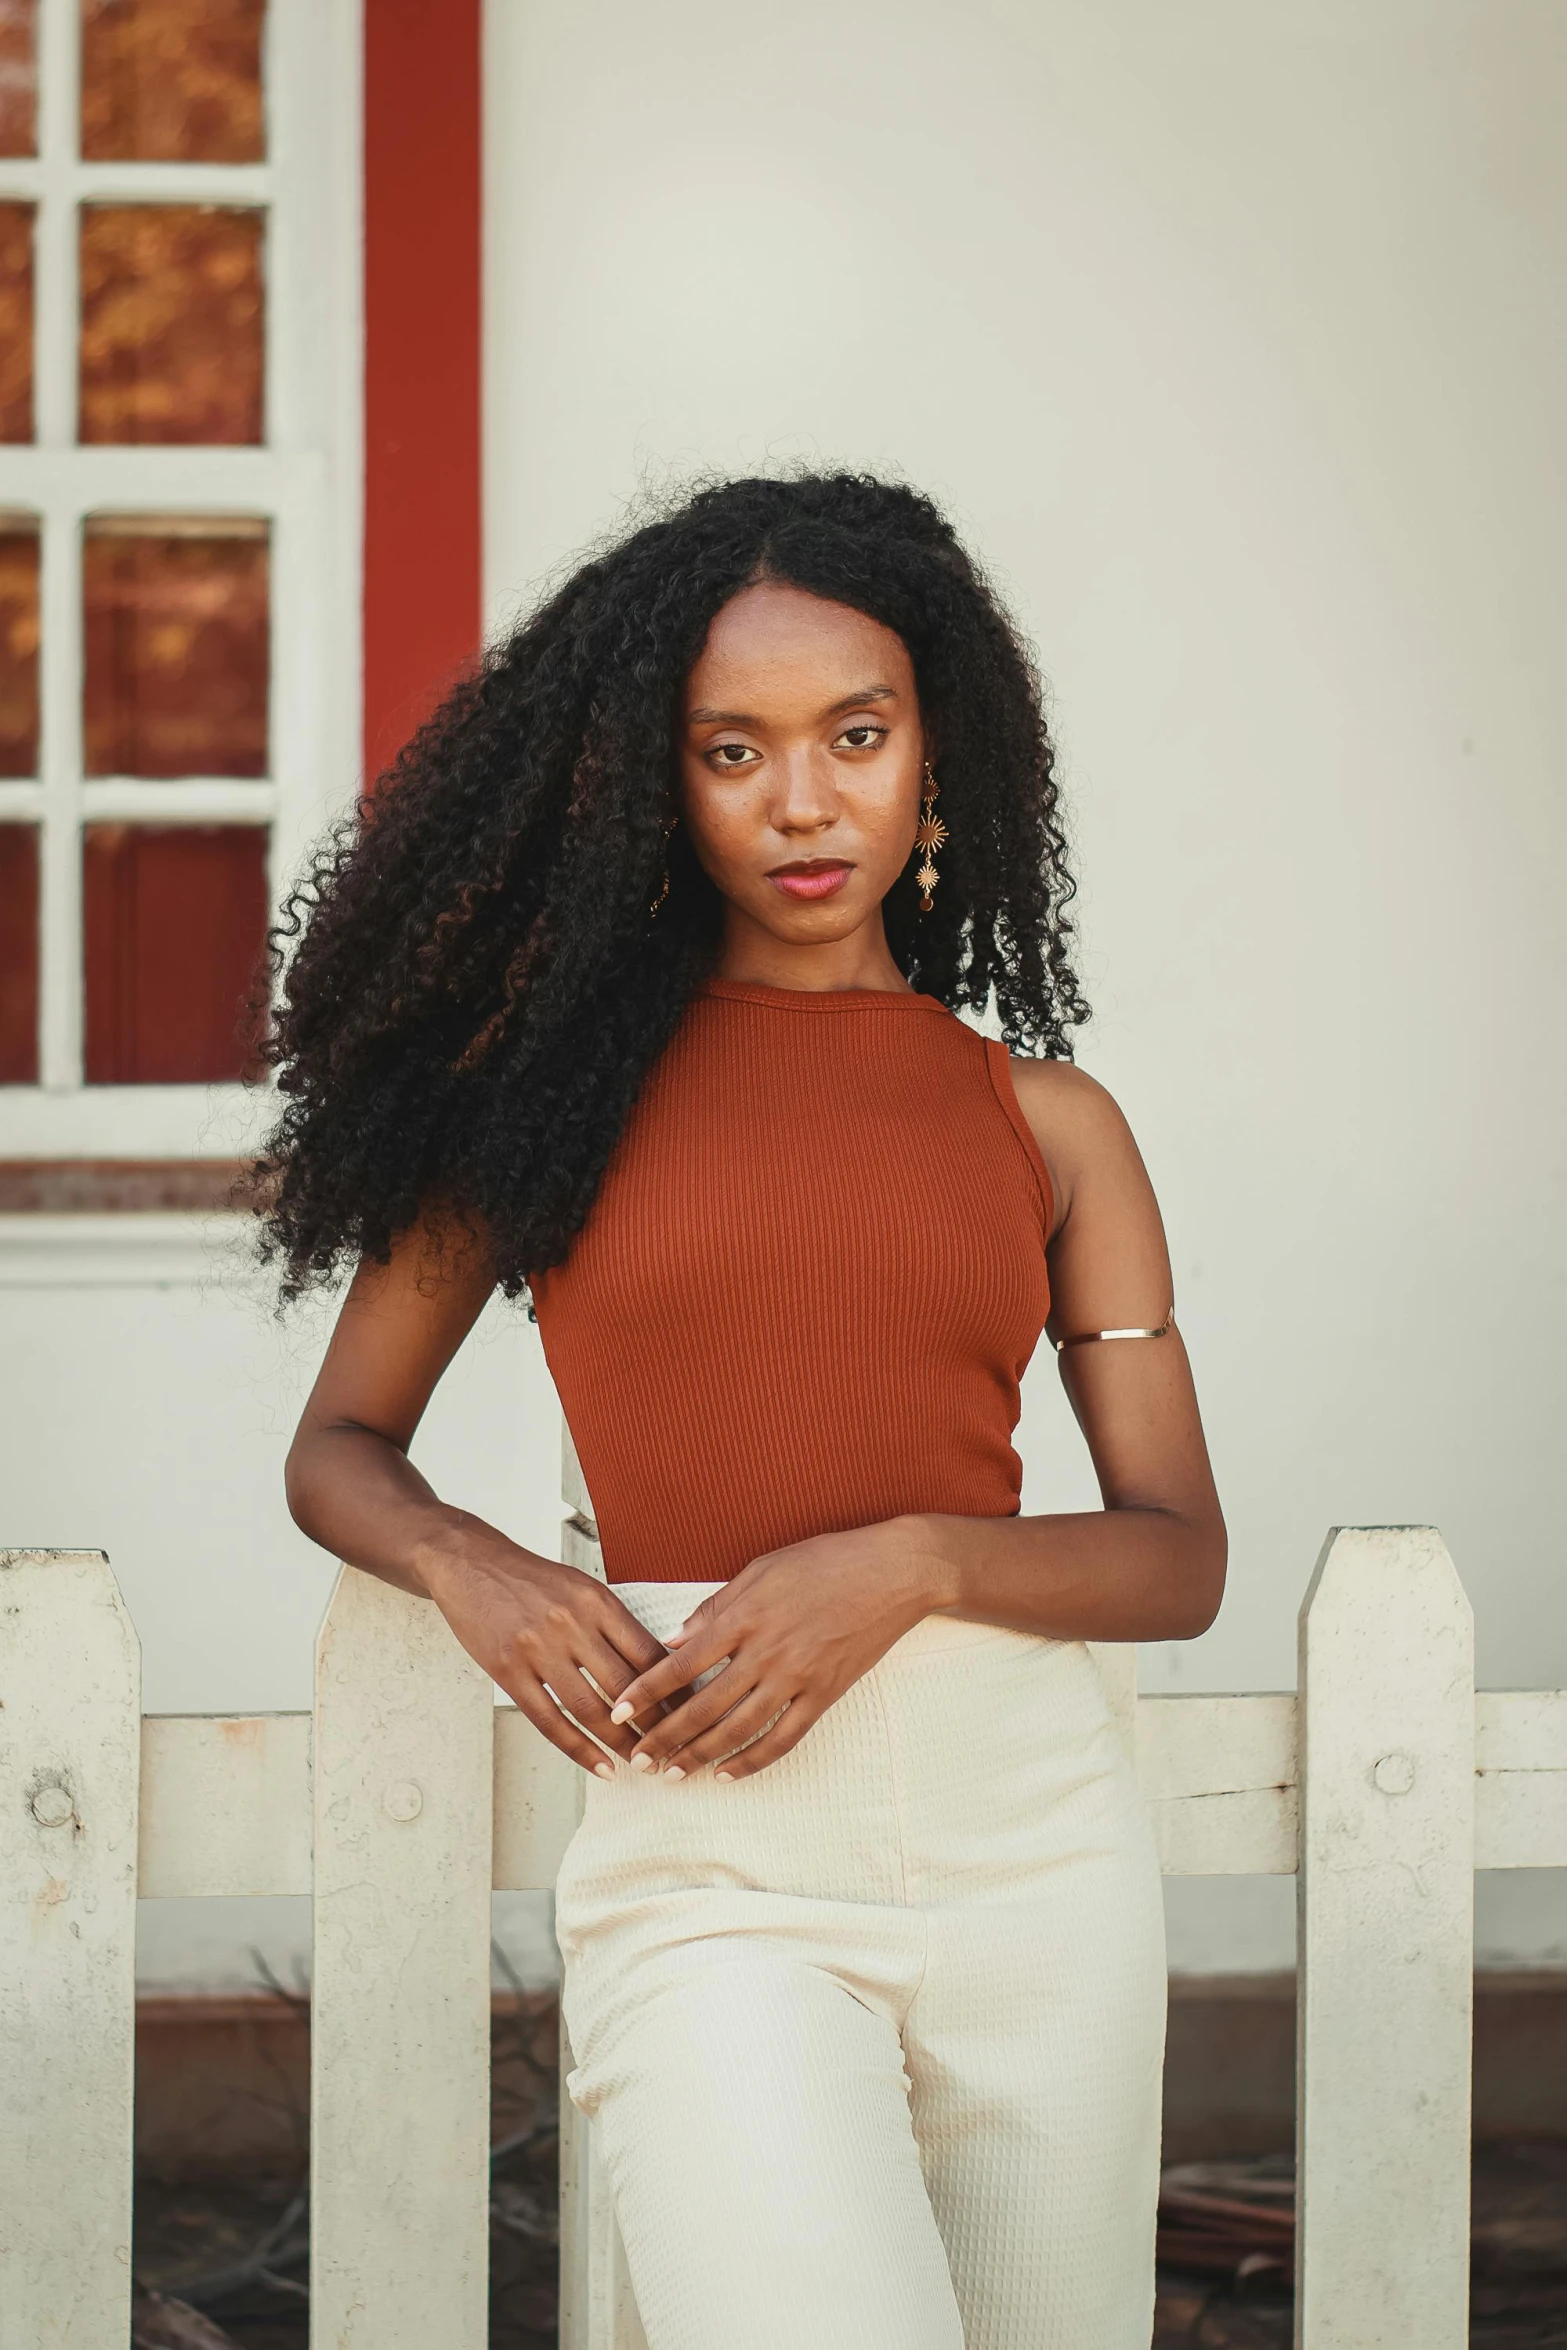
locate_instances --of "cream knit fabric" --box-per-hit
[556,1584,1167,2350]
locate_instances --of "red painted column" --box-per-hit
[362,0,483,781]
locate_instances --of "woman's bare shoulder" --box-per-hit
[1008,1055,1135,1149]
[1006,1056,1149,1229]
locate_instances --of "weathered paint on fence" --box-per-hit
[1296,1527,1475,2350]
[311,1566,495,2350]
[1476,1689,1567,1867]
[3,1513,1566,2350]
[1138,1690,1298,1875]
[120,1683,1567,1904]
[140,1710,312,1898]
[0,1549,140,2350]
[1089,1637,1139,1749]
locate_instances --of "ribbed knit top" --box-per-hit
[530,978,1054,1585]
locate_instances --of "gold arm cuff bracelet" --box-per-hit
[1054,1304,1175,1354]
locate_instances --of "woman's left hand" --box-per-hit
[606,1517,953,1781]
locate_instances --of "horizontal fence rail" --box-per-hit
[127,1680,1567,1900]
[3,1494,1565,2350]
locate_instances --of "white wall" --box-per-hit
[482,0,1566,1967]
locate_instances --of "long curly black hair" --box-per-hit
[255,471,1089,1300]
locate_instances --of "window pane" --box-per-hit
[0,520,38,774]
[83,822,268,1083]
[83,519,268,777]
[0,0,37,159]
[0,821,38,1080]
[0,200,33,441]
[78,204,263,445]
[80,0,264,164]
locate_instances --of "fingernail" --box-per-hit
[608,1700,635,1725]
[594,1760,615,1779]
[629,1752,653,1773]
[666,1626,687,1644]
[663,1764,685,1782]
[714,1770,734,1782]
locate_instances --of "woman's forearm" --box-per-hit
[285,1419,674,1775]
[284,1422,530,1599]
[905,1504,1226,1644]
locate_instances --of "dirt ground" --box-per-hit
[134,2135,557,2349]
[132,1989,561,2349]
[1152,2141,1567,2350]
[131,2136,1567,2348]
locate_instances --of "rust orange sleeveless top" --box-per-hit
[530,979,1054,1584]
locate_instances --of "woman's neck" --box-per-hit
[714,909,914,996]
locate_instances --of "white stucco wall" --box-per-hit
[480,0,1566,1968]
[1,0,1561,1986]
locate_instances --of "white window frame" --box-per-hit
[0,0,362,1158]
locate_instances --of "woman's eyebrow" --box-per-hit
[686,684,901,727]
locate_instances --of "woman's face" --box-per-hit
[678,581,927,951]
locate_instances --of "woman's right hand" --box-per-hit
[419,1521,672,1775]
[282,1218,669,1774]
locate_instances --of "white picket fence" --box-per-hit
[3,1465,1565,2350]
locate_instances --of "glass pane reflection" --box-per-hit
[0,821,39,1082]
[80,0,264,164]
[83,821,269,1083]
[0,201,33,442]
[0,521,38,775]
[0,0,37,160]
[78,204,263,445]
[83,519,269,778]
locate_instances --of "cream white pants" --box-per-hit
[555,1584,1167,2350]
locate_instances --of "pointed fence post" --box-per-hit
[0,1549,140,2350]
[1296,1526,1474,2350]
[1089,1639,1138,1755]
[312,1567,495,2350]
[556,1420,650,2350]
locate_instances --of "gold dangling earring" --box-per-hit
[915,763,947,914]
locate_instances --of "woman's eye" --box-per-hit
[708,742,760,768]
[834,724,888,750]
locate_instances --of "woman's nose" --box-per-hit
[770,748,839,834]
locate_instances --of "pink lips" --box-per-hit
[767,862,853,900]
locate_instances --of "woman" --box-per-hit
[273,472,1225,2350]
